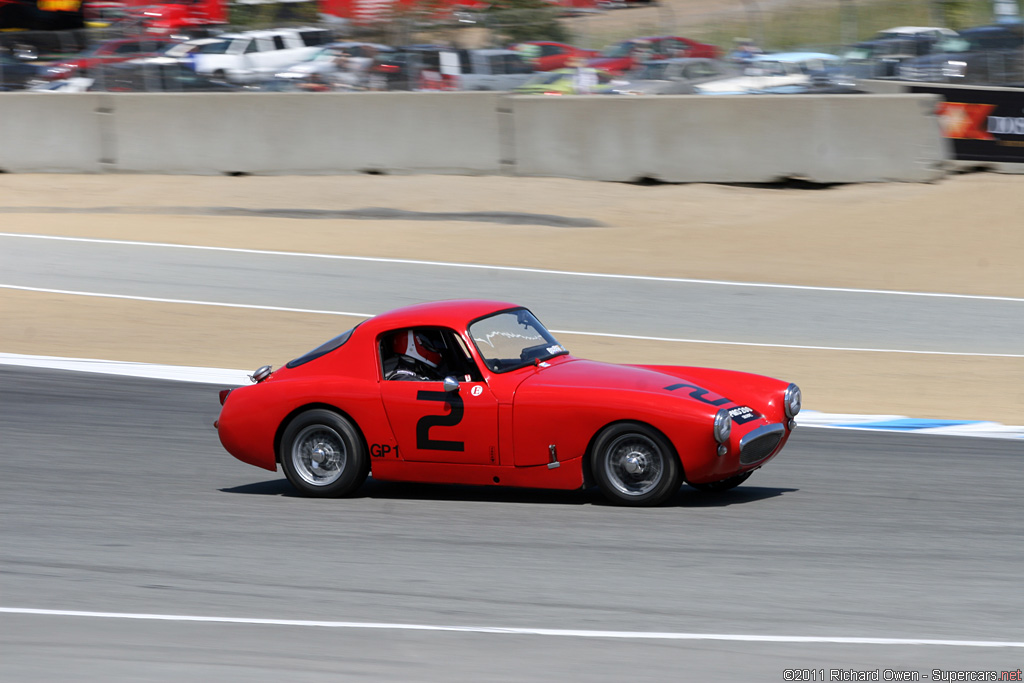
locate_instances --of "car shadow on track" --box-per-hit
[220,478,797,507]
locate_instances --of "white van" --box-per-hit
[189,27,332,83]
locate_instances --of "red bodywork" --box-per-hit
[217,300,795,493]
[512,41,600,71]
[81,0,225,33]
[587,35,720,74]
[319,0,487,26]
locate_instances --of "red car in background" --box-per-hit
[216,300,801,506]
[40,37,174,80]
[587,35,720,74]
[512,41,600,71]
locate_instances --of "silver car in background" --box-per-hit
[610,58,738,95]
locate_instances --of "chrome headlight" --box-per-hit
[784,383,802,418]
[713,408,732,444]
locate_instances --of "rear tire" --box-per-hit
[592,422,681,506]
[279,410,368,497]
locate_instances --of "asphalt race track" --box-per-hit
[2,365,1022,681]
[2,233,1023,355]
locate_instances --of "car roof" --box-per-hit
[879,26,957,35]
[362,300,522,333]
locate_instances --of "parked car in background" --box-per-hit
[511,41,599,71]
[86,56,239,91]
[694,52,840,94]
[840,31,949,79]
[871,25,959,41]
[897,23,1024,85]
[587,36,720,74]
[610,57,737,94]
[419,48,534,91]
[190,27,332,83]
[273,41,394,89]
[39,37,174,80]
[513,67,621,94]
[0,49,39,89]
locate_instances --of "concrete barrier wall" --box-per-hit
[0,92,949,182]
[510,94,948,184]
[0,94,108,173]
[109,92,505,175]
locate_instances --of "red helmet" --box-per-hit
[393,330,442,368]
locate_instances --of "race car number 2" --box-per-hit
[415,390,465,452]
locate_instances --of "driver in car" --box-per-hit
[383,329,449,381]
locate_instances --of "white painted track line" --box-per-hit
[2,232,1022,303]
[3,285,1023,358]
[2,607,1022,648]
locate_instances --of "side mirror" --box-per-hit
[442,376,460,393]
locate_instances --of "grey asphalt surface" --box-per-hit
[2,366,1022,681]
[2,234,1024,354]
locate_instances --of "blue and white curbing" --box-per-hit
[2,353,1022,440]
[798,411,1024,440]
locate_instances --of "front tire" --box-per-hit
[279,410,368,497]
[592,422,681,506]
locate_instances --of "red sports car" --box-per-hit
[512,41,600,71]
[587,35,721,74]
[216,300,800,506]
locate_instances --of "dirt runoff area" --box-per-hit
[1,172,1022,424]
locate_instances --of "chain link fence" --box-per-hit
[2,0,1022,90]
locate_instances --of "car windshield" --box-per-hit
[469,309,567,373]
[842,47,872,60]
[934,36,972,53]
[309,47,342,63]
[195,40,231,55]
[745,61,789,76]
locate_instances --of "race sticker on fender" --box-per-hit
[728,406,762,424]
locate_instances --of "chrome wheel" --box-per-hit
[290,423,350,489]
[279,410,368,497]
[602,433,666,497]
[592,423,682,506]
[291,424,347,486]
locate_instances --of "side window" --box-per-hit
[507,54,532,73]
[243,40,259,54]
[381,328,482,382]
[541,44,561,57]
[300,30,328,47]
[273,35,286,50]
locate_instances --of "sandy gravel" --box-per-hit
[1,172,1022,423]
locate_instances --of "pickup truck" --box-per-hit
[421,48,535,91]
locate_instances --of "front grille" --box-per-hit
[739,424,785,465]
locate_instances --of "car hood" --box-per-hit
[515,358,742,408]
